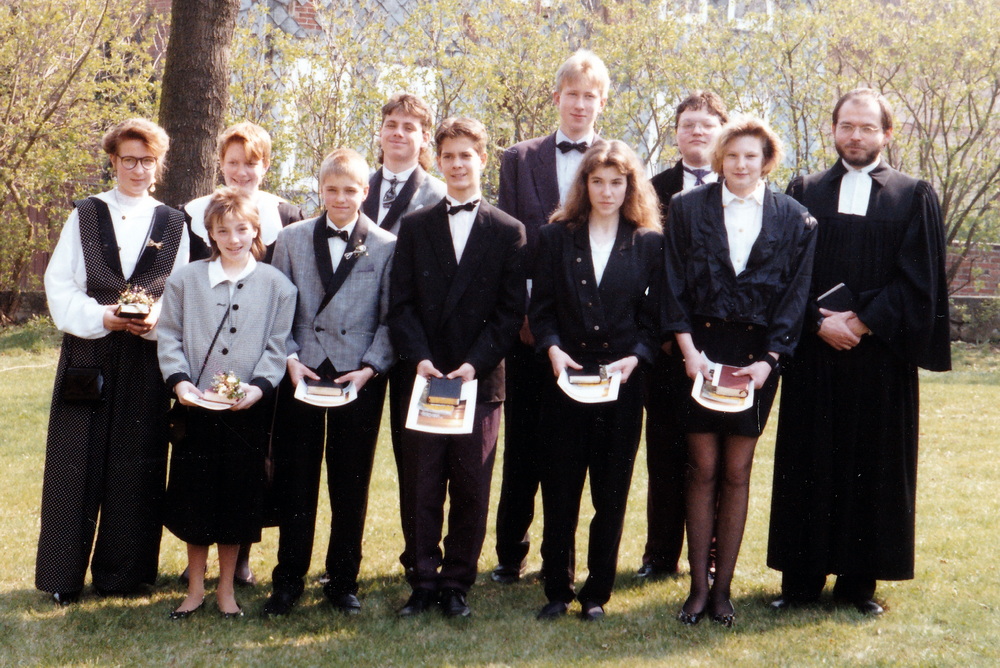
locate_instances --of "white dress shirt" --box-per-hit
[44,188,189,340]
[377,165,417,224]
[721,181,765,276]
[555,129,596,204]
[188,190,286,247]
[838,158,879,216]
[446,195,480,263]
[207,256,258,297]
[590,228,616,285]
[326,216,358,273]
[682,161,719,192]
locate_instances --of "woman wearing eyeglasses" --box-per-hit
[36,118,189,605]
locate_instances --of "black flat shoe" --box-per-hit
[579,601,605,622]
[710,600,735,628]
[398,588,436,617]
[677,606,705,625]
[234,572,257,587]
[219,604,244,619]
[536,600,569,620]
[169,600,204,620]
[52,591,80,606]
[261,588,302,617]
[327,592,362,615]
[439,588,471,618]
[853,599,884,616]
[490,564,524,584]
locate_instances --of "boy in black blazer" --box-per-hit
[492,49,611,584]
[389,117,526,617]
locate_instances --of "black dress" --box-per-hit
[35,197,185,594]
[662,183,817,437]
[767,163,951,580]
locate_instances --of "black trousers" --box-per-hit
[540,371,644,606]
[387,363,415,581]
[270,372,387,596]
[404,401,502,593]
[641,348,689,572]
[494,339,546,569]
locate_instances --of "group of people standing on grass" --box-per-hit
[35,48,950,626]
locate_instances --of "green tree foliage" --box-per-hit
[0,0,158,322]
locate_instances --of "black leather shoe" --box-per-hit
[169,599,204,620]
[327,592,362,615]
[261,588,301,617]
[398,588,436,617]
[439,588,471,618]
[710,600,736,628]
[853,599,884,615]
[234,572,257,587]
[536,600,569,620]
[579,601,605,621]
[491,564,523,584]
[52,591,80,606]
[636,564,677,579]
[770,597,802,611]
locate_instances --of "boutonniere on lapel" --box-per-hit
[146,239,163,250]
[344,244,368,261]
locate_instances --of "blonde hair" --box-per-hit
[101,118,170,181]
[554,49,610,98]
[710,116,784,177]
[204,186,266,261]
[318,148,369,189]
[550,140,661,232]
[217,121,272,168]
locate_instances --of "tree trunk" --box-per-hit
[156,0,239,208]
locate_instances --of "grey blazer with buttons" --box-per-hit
[272,213,396,375]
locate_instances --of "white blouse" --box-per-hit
[187,189,286,248]
[721,181,765,276]
[44,188,189,340]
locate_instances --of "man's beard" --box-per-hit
[836,141,881,168]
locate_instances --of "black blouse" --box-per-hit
[662,182,817,356]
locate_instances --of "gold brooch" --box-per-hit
[146,239,163,249]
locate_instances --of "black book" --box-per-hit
[305,378,350,397]
[567,364,606,385]
[427,377,463,406]
[816,282,857,312]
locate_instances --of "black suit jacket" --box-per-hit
[388,199,527,403]
[498,132,603,254]
[530,220,663,366]
[649,161,685,216]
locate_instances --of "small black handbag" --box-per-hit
[62,367,103,403]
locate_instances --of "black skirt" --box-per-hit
[164,404,267,545]
[681,318,779,438]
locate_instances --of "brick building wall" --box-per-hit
[949,244,1000,298]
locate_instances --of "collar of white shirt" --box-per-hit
[841,158,880,176]
[722,180,766,207]
[382,165,417,183]
[326,216,358,238]
[555,129,595,149]
[208,256,257,288]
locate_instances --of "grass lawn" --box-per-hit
[1,322,997,666]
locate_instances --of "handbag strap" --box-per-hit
[193,308,231,386]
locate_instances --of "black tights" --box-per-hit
[681,432,758,617]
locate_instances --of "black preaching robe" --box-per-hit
[767,160,950,581]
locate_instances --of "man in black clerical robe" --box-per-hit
[767,89,951,615]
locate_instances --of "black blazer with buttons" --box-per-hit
[530,219,663,366]
[388,198,526,403]
[662,182,817,356]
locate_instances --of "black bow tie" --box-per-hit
[326,227,350,241]
[448,200,479,215]
[557,140,589,154]
[684,166,712,186]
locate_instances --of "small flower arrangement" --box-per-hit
[116,284,155,318]
[344,244,368,261]
[203,371,246,405]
